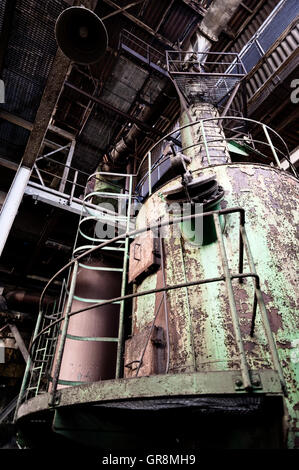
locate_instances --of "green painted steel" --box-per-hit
[66,334,119,342]
[15,116,298,448]
[133,163,299,447]
[93,173,124,211]
[17,369,283,420]
[179,200,224,245]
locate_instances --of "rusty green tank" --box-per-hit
[126,130,299,448]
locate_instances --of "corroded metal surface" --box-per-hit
[16,162,298,448]
[128,230,160,283]
[17,369,283,420]
[133,163,299,447]
[180,104,230,169]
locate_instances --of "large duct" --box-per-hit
[178,0,243,170]
[184,0,242,56]
[5,290,54,314]
[98,1,243,178]
[199,0,242,42]
[108,104,153,168]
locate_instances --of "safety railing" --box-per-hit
[30,153,88,201]
[166,50,246,104]
[167,51,246,77]
[16,171,135,407]
[135,116,298,199]
[29,118,297,210]
[14,117,295,413]
[15,202,287,417]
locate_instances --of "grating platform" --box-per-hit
[166,51,246,105]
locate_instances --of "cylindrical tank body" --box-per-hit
[51,256,121,388]
[130,163,299,447]
[179,104,231,168]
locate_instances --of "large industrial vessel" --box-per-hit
[0,0,297,451]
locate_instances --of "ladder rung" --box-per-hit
[78,264,123,272]
[96,239,125,244]
[73,295,121,304]
[66,334,119,342]
[101,246,125,251]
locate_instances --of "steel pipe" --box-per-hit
[0,166,32,257]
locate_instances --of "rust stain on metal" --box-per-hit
[127,163,298,446]
[262,291,283,334]
[128,230,160,283]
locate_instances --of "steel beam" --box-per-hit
[154,0,175,33]
[0,157,18,171]
[8,324,30,364]
[64,82,164,137]
[0,110,33,131]
[24,181,116,218]
[16,369,283,421]
[21,49,71,170]
[102,0,179,50]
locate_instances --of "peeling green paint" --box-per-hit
[132,163,298,447]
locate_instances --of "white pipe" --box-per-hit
[59,139,76,193]
[0,166,32,257]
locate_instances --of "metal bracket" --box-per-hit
[234,372,263,391]
[49,391,61,407]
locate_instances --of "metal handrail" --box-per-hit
[135,117,298,187]
[50,171,133,389]
[30,118,297,207]
[166,50,247,77]
[15,115,295,410]
[16,205,287,413]
[119,29,166,69]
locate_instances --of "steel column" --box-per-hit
[0,165,32,257]
[59,140,76,193]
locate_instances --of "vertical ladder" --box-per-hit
[64,172,134,381]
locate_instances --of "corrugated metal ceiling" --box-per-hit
[0,0,67,161]
[1,0,297,171]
